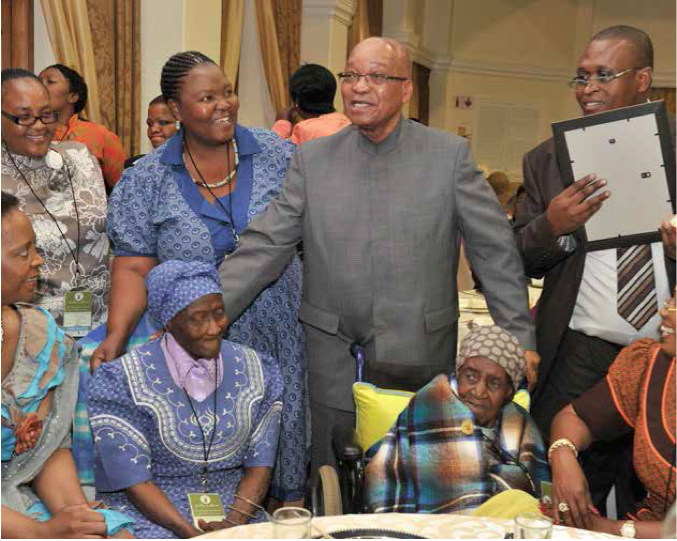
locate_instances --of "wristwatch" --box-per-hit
[620,520,636,538]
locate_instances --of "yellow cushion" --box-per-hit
[353,382,414,451]
[513,389,531,411]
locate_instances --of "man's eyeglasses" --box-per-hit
[338,72,409,86]
[567,68,641,89]
[1,110,59,126]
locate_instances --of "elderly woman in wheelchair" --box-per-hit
[336,325,549,518]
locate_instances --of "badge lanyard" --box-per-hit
[3,144,83,283]
[183,137,240,249]
[181,358,220,492]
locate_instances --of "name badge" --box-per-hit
[188,493,225,530]
[63,289,93,337]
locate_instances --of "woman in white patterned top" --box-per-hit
[0,68,110,336]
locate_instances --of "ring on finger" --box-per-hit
[558,502,570,513]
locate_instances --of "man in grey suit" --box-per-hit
[219,38,538,477]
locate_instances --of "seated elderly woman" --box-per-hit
[1,192,132,538]
[365,325,549,516]
[87,260,283,538]
[549,292,676,538]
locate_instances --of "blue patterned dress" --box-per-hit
[87,339,283,539]
[106,126,307,501]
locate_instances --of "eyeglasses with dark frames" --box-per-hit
[338,72,410,86]
[1,110,59,126]
[567,68,642,89]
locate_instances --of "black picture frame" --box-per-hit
[552,100,675,251]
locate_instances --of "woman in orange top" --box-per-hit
[549,293,676,538]
[39,64,126,189]
[272,64,350,145]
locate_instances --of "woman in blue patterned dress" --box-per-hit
[88,51,307,505]
[87,261,283,538]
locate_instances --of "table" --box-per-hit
[457,287,542,350]
[196,512,617,539]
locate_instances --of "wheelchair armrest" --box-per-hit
[335,441,364,463]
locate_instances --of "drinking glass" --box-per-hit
[514,513,553,539]
[272,507,313,539]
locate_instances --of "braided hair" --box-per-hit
[160,51,217,103]
[42,64,88,115]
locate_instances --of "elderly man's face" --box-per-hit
[167,293,228,359]
[575,38,651,116]
[457,356,514,427]
[341,39,413,143]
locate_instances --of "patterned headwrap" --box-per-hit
[146,260,222,327]
[456,324,526,391]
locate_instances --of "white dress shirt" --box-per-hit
[569,242,670,345]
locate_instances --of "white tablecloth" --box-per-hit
[196,512,617,539]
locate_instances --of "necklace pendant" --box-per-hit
[234,231,240,247]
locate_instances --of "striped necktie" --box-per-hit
[617,244,658,330]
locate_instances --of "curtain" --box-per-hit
[274,0,301,88]
[220,0,244,86]
[649,87,677,115]
[41,0,101,123]
[86,0,141,156]
[349,0,371,53]
[254,0,288,113]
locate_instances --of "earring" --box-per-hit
[175,120,181,130]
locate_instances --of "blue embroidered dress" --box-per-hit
[105,126,307,501]
[87,338,283,539]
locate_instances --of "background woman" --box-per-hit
[89,51,307,506]
[39,64,126,189]
[549,293,676,538]
[1,68,111,337]
[1,192,132,538]
[124,95,178,168]
[272,63,350,145]
[87,260,282,538]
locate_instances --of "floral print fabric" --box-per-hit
[1,142,111,330]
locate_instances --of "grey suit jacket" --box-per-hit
[220,118,535,411]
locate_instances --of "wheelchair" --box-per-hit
[310,342,534,517]
[311,343,370,516]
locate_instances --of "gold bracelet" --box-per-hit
[234,493,264,510]
[548,438,578,461]
[224,518,240,527]
[228,504,257,519]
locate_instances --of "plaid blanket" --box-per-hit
[365,374,549,514]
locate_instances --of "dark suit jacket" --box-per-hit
[514,123,676,403]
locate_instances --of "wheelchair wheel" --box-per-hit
[313,465,342,516]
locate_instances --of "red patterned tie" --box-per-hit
[617,244,658,330]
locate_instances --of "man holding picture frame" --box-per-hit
[513,25,675,518]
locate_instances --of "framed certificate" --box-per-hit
[552,100,675,251]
